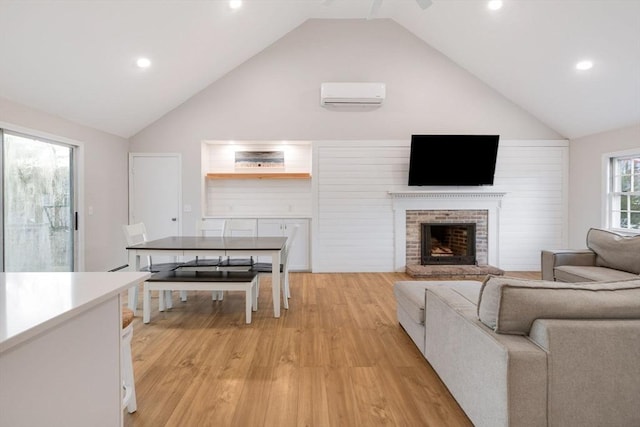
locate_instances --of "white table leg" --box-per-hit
[252,277,258,311]
[143,282,151,323]
[272,249,281,317]
[245,285,252,324]
[128,252,141,311]
[174,255,187,303]
[165,290,173,309]
[159,289,165,312]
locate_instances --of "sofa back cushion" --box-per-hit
[477,276,640,335]
[587,228,640,274]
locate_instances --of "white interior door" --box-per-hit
[129,153,181,262]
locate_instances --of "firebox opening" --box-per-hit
[421,223,476,265]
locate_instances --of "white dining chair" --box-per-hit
[175,218,226,300]
[219,218,258,270]
[123,223,184,272]
[122,222,182,309]
[251,223,298,309]
[179,219,226,271]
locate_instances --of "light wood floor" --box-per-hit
[124,271,539,427]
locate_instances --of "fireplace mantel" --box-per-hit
[388,191,506,200]
[389,191,506,271]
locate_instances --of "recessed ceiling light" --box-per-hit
[575,60,594,71]
[136,57,151,69]
[488,0,503,10]
[229,0,242,9]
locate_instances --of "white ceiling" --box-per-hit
[0,0,638,140]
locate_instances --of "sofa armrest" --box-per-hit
[424,287,547,427]
[529,319,640,427]
[540,249,596,281]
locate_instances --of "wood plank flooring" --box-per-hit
[124,271,539,427]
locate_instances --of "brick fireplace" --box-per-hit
[407,210,488,266]
[421,222,477,265]
[390,191,506,277]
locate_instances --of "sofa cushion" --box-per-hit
[393,280,481,325]
[554,265,639,282]
[477,276,640,335]
[587,228,640,274]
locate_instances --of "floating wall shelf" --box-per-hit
[206,172,311,180]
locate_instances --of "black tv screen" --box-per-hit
[408,135,500,186]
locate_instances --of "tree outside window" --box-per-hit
[2,132,74,271]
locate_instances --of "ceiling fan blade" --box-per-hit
[368,0,383,19]
[415,0,433,9]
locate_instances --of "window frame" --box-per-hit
[0,123,85,271]
[602,148,640,234]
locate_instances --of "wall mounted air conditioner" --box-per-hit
[320,82,386,106]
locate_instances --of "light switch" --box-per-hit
[184,204,192,213]
[88,206,94,215]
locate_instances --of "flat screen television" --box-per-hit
[408,134,500,186]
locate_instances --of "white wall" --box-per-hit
[130,19,565,271]
[568,123,640,248]
[2,19,633,272]
[313,139,567,272]
[1,97,130,271]
[130,19,562,226]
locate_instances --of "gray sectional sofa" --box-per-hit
[542,227,640,282]
[394,275,640,427]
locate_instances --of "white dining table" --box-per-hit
[126,235,287,317]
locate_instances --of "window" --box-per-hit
[608,153,640,231]
[1,129,77,271]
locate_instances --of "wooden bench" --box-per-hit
[142,270,259,324]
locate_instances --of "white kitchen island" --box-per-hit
[0,271,150,427]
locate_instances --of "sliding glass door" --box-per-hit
[1,130,76,271]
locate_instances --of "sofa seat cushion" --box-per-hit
[554,265,639,282]
[477,276,640,335]
[587,228,640,274]
[393,280,481,325]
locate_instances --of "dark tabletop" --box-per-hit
[126,236,287,251]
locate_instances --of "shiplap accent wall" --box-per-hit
[312,140,568,272]
[202,142,313,217]
[312,141,408,272]
[493,141,569,270]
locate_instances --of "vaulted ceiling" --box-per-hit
[0,0,638,140]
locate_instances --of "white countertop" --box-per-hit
[0,271,150,353]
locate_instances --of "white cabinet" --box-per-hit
[0,272,150,427]
[257,218,310,271]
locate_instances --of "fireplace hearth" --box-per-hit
[422,223,476,265]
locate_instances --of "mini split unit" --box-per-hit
[320,82,386,106]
